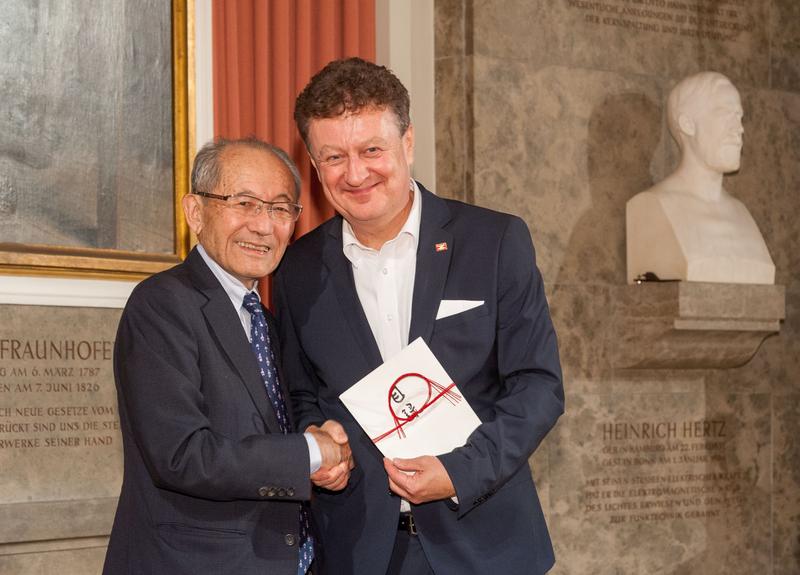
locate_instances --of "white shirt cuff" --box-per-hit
[304,432,322,474]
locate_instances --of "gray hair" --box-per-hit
[666,71,734,149]
[190,137,302,200]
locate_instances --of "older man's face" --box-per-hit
[183,146,296,289]
[306,107,414,248]
[691,81,744,174]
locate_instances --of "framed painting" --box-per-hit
[0,0,191,279]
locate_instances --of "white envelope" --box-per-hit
[435,299,484,320]
[339,338,481,460]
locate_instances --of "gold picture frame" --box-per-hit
[0,0,192,280]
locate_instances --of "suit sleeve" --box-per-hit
[272,270,327,433]
[437,216,564,517]
[115,281,311,502]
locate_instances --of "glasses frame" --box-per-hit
[193,191,303,222]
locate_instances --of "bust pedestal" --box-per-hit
[611,282,785,369]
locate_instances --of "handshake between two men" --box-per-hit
[305,419,458,505]
[305,420,355,492]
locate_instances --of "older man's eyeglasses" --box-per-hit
[193,191,303,222]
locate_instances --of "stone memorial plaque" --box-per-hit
[0,305,122,540]
[552,388,771,573]
[567,0,755,43]
[473,0,769,86]
[583,417,746,524]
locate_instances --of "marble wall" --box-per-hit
[0,306,122,574]
[435,1,799,573]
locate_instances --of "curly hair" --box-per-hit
[294,57,410,147]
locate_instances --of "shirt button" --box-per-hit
[382,267,388,275]
[285,533,296,546]
[386,314,393,322]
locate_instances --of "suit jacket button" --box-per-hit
[258,486,269,497]
[277,488,287,497]
[287,487,295,497]
[267,487,278,497]
[285,533,296,546]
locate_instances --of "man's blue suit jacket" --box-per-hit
[274,184,564,575]
[104,248,311,575]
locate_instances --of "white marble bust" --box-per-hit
[626,71,775,285]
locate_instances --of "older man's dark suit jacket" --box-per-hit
[273,184,565,575]
[104,248,311,575]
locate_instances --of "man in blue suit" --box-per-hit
[104,138,352,575]
[274,58,564,575]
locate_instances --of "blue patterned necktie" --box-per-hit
[242,292,314,575]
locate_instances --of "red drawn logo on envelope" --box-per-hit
[371,372,462,443]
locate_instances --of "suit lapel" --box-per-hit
[409,185,453,343]
[186,249,282,432]
[322,219,384,369]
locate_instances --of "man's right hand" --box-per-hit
[306,420,354,491]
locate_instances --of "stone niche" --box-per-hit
[0,304,122,574]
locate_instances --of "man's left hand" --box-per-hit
[383,456,456,504]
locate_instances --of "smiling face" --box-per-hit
[689,81,744,174]
[307,107,414,248]
[182,145,296,288]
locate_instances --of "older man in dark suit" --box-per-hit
[274,58,564,575]
[104,138,352,575]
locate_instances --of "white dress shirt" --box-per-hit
[197,245,321,473]
[342,181,421,362]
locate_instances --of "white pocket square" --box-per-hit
[435,299,484,320]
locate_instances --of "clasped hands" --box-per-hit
[306,421,456,503]
[306,420,355,491]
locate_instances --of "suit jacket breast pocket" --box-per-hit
[433,303,491,333]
